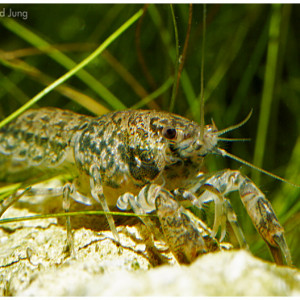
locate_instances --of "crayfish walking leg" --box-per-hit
[118,184,214,264]
[192,169,292,266]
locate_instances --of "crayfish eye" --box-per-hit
[162,127,177,140]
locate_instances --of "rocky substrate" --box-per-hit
[0,207,299,296]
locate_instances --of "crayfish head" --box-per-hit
[165,123,219,160]
[196,122,219,156]
[158,114,219,166]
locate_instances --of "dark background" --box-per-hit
[0,4,299,267]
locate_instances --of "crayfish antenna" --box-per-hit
[216,109,253,137]
[215,147,300,188]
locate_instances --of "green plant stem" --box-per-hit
[0,9,143,129]
[252,4,281,184]
[0,210,154,225]
[130,76,173,109]
[0,19,126,111]
[199,4,206,139]
[169,4,180,112]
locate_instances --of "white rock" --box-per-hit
[1,207,299,296]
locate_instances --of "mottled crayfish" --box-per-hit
[0,107,293,265]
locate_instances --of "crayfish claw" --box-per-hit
[271,233,292,266]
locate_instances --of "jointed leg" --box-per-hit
[118,184,210,264]
[89,164,119,243]
[191,169,292,265]
[0,187,30,217]
[1,181,93,257]
[173,185,247,248]
[62,183,75,256]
